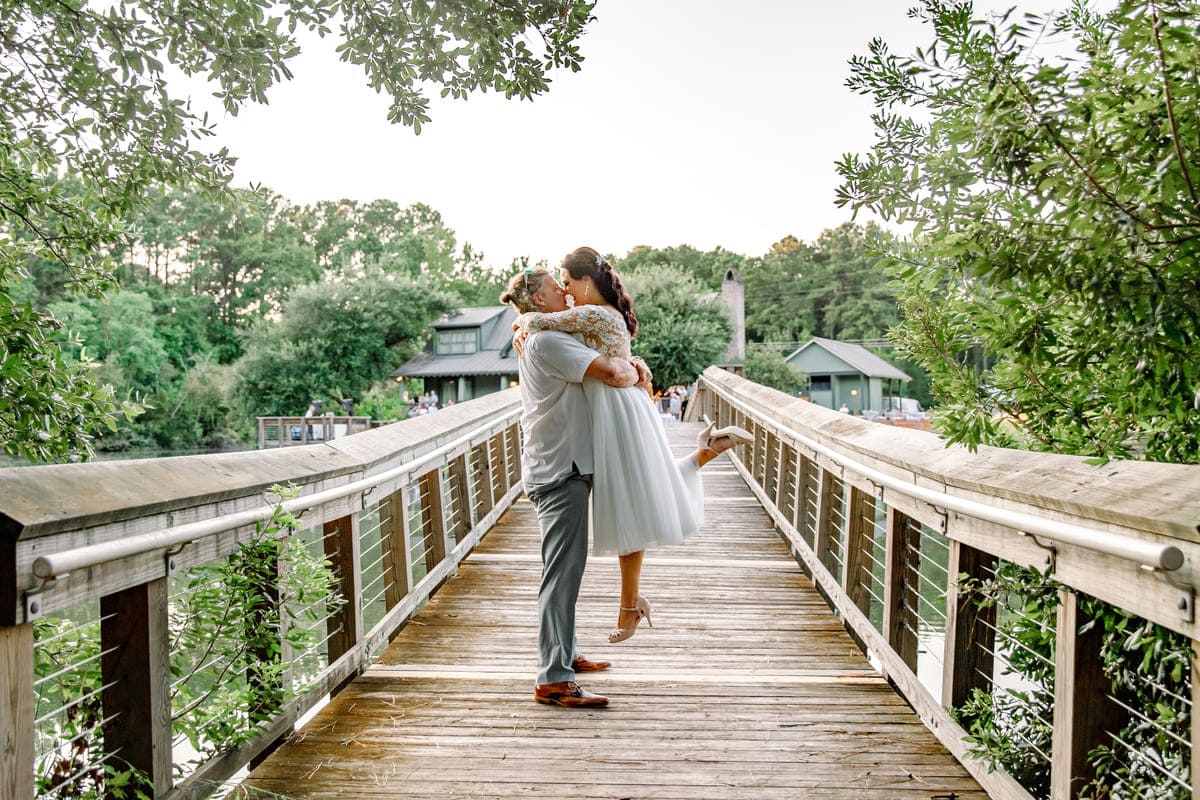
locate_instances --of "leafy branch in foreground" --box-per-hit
[1,0,596,461]
[838,0,1200,463]
[33,484,344,796]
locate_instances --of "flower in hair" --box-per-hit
[595,254,604,268]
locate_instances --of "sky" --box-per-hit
[196,1,1067,270]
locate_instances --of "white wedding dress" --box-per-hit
[520,305,703,556]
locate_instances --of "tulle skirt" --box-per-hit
[584,381,703,556]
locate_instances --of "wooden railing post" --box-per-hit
[792,454,815,543]
[776,444,794,523]
[323,514,363,694]
[418,469,449,575]
[380,489,414,616]
[247,541,287,770]
[749,425,764,485]
[813,472,842,566]
[1193,638,1200,800]
[1,622,34,799]
[883,507,920,671]
[446,454,474,539]
[100,579,172,796]
[1050,589,1129,800]
[841,484,874,611]
[472,443,495,519]
[504,424,521,488]
[941,541,996,710]
[763,431,779,505]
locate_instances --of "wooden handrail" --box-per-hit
[0,389,524,799]
[691,367,1200,800]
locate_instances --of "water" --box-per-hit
[1,445,252,469]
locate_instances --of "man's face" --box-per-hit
[532,274,569,312]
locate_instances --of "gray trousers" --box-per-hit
[526,468,592,686]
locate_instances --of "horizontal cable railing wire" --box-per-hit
[693,367,1200,800]
[4,392,525,799]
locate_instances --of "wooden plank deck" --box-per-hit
[241,424,987,799]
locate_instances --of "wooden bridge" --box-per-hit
[4,368,1200,800]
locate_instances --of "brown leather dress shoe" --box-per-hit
[534,681,609,708]
[571,655,612,673]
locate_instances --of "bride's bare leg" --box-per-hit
[608,549,652,643]
[618,549,644,620]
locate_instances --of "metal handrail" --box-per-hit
[705,380,1185,572]
[32,407,522,581]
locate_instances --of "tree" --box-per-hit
[622,265,731,389]
[742,346,805,395]
[742,236,812,343]
[232,274,456,418]
[181,189,321,362]
[617,245,750,291]
[837,3,1200,797]
[741,224,899,345]
[2,0,596,461]
[837,0,1200,465]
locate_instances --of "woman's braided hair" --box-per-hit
[561,246,638,337]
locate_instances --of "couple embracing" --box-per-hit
[499,246,751,708]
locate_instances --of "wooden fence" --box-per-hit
[0,390,524,799]
[256,416,375,448]
[692,366,1200,800]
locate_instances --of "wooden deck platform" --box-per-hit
[240,425,987,799]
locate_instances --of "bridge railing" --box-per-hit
[0,390,523,800]
[693,366,1200,800]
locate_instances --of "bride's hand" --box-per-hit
[512,328,529,357]
[630,357,653,394]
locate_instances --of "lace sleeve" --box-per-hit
[518,306,603,335]
[517,306,629,358]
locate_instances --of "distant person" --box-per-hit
[668,386,683,421]
[839,403,850,414]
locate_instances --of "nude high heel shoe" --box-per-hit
[608,596,653,643]
[700,423,753,453]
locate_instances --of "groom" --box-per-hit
[504,268,649,708]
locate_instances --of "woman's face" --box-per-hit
[560,269,595,306]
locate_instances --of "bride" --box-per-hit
[503,247,750,643]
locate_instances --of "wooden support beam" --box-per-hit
[504,424,521,488]
[446,454,473,542]
[752,425,767,486]
[323,514,363,695]
[841,484,875,615]
[813,471,843,570]
[777,441,796,522]
[490,435,507,506]
[763,430,779,505]
[100,579,172,796]
[1194,637,1200,800]
[380,489,413,614]
[792,454,815,544]
[419,469,449,575]
[472,443,494,520]
[1051,589,1129,800]
[883,507,920,671]
[0,623,34,800]
[941,540,997,711]
[247,538,286,770]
